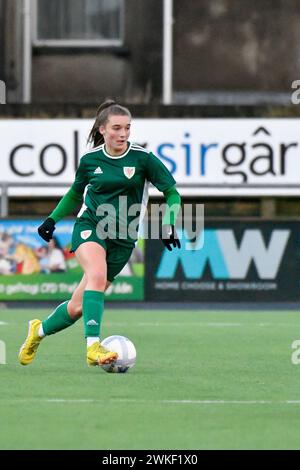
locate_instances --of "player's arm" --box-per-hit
[161,185,181,251]
[48,187,83,224]
[38,158,88,242]
[145,152,181,251]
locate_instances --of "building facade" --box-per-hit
[0,0,298,104]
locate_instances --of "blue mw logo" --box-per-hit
[156,229,290,280]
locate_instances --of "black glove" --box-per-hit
[160,224,181,251]
[38,217,56,242]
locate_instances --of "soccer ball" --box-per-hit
[101,335,136,373]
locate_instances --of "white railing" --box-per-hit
[0,182,70,217]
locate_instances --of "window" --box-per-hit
[33,0,124,47]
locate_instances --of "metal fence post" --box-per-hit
[0,184,8,218]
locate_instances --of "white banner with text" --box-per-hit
[1,118,300,196]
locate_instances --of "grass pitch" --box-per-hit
[0,307,300,449]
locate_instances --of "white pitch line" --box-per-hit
[108,322,243,327]
[43,399,300,405]
[0,398,299,405]
[0,321,8,326]
[107,322,300,328]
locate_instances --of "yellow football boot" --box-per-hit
[18,319,43,365]
[87,342,118,366]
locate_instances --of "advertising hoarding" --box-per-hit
[0,220,144,301]
[145,220,300,302]
[1,119,300,196]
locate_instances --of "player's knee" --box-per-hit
[87,271,107,290]
[67,301,82,320]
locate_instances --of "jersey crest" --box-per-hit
[80,230,92,240]
[123,167,135,179]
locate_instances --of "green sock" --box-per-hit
[83,290,104,337]
[42,301,78,336]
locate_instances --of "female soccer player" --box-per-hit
[18,100,181,367]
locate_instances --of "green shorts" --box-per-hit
[71,220,135,282]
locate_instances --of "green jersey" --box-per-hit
[71,142,176,245]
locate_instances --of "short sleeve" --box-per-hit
[71,157,88,195]
[145,152,176,192]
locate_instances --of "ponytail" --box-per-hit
[87,99,131,148]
